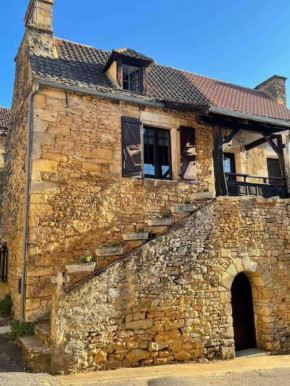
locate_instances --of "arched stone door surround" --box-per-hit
[219,257,273,356]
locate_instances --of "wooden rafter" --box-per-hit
[244,135,279,152]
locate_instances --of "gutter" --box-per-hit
[34,78,165,109]
[209,106,290,130]
[35,79,290,130]
[20,83,40,321]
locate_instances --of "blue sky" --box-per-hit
[1,0,290,108]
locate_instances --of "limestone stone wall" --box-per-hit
[10,84,283,321]
[24,88,215,320]
[0,34,34,307]
[50,197,290,373]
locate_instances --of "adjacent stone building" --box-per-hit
[1,0,290,374]
[0,107,9,219]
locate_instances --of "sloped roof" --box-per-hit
[0,106,10,134]
[29,38,290,123]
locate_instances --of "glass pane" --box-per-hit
[157,129,171,179]
[123,72,129,82]
[224,158,231,173]
[144,163,155,177]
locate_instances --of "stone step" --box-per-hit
[19,335,51,373]
[172,203,194,213]
[34,322,51,346]
[122,232,149,241]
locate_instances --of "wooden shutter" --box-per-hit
[180,126,197,181]
[122,116,142,178]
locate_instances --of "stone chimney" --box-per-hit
[24,0,55,57]
[255,75,287,106]
[24,0,54,33]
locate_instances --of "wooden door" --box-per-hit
[231,273,257,351]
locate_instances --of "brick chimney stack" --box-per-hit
[255,75,287,106]
[24,0,54,33]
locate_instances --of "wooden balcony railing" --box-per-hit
[225,173,287,199]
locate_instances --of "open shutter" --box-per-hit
[122,116,142,177]
[180,126,197,181]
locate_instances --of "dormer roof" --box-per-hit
[103,47,154,72]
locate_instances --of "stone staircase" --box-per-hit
[19,198,213,374]
[19,322,51,373]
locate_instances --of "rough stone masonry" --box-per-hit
[50,196,290,373]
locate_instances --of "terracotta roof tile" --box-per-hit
[29,38,290,123]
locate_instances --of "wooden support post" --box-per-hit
[213,126,228,196]
[277,135,290,196]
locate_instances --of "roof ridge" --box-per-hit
[0,106,10,110]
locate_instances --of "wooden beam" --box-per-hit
[223,128,240,144]
[199,114,287,135]
[265,137,282,157]
[213,126,228,197]
[244,137,268,151]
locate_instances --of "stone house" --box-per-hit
[2,0,290,374]
[0,107,9,213]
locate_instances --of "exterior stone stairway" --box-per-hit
[19,322,51,373]
[19,197,213,374]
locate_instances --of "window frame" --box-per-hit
[121,62,143,94]
[143,126,173,181]
[224,152,236,181]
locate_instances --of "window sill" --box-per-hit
[143,178,197,187]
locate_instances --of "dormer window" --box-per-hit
[122,64,142,93]
[104,48,154,96]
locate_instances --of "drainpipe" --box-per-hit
[20,83,40,321]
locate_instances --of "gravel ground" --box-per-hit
[1,339,290,386]
[94,369,290,386]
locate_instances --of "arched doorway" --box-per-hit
[231,272,257,351]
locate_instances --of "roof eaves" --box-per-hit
[34,77,165,108]
[209,106,290,129]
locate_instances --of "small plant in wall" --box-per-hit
[138,227,145,233]
[161,212,170,219]
[80,255,94,263]
[184,200,192,205]
[203,188,209,192]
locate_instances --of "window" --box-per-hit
[224,153,236,181]
[143,127,172,180]
[122,64,142,93]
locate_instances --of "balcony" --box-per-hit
[226,173,287,199]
